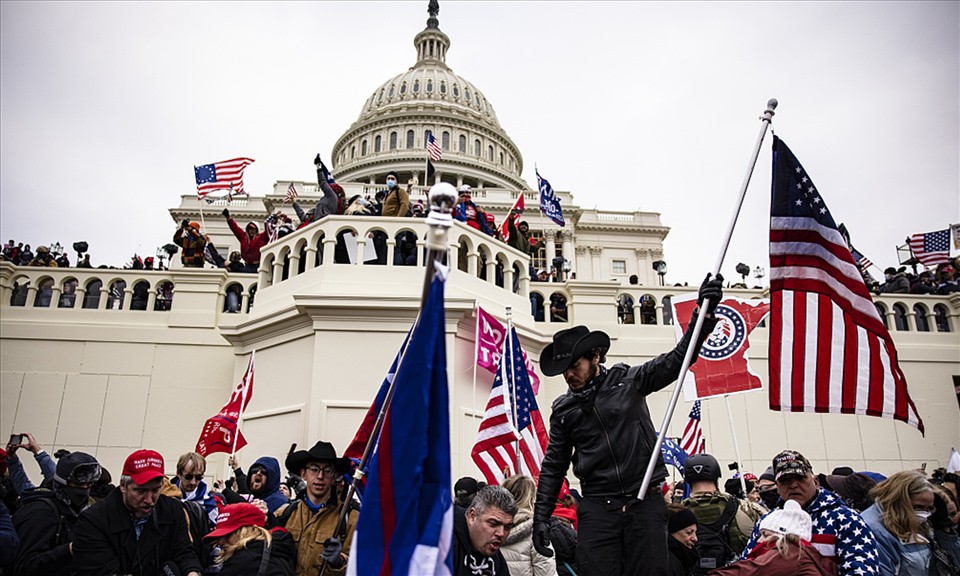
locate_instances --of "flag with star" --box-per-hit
[908,228,951,267]
[194,157,255,198]
[769,136,923,433]
[471,326,548,485]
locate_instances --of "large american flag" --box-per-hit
[426,133,443,162]
[472,326,548,485]
[769,137,923,432]
[680,400,704,455]
[194,157,255,198]
[909,229,950,267]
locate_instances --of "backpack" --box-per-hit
[691,496,739,574]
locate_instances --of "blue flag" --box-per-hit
[537,170,565,227]
[660,437,689,474]
[347,269,453,576]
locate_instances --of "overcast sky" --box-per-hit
[1,1,957,285]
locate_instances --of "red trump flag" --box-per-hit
[196,352,255,457]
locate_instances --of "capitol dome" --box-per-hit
[331,6,527,190]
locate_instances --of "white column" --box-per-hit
[544,230,557,269]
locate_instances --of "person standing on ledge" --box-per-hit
[532,274,724,576]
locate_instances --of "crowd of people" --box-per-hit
[874,263,960,296]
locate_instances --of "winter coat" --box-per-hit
[454,200,492,234]
[708,540,837,576]
[500,511,557,576]
[535,313,717,526]
[173,226,207,267]
[861,503,931,576]
[0,501,20,573]
[276,495,357,576]
[12,489,81,575]
[227,218,270,266]
[218,529,296,576]
[173,477,218,525]
[931,528,960,575]
[669,535,700,576]
[742,489,879,576]
[381,185,410,217]
[72,488,202,576]
[548,515,578,576]
[452,505,511,576]
[247,457,289,514]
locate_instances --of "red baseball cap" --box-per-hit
[122,449,165,485]
[204,503,266,540]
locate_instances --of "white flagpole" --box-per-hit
[229,352,253,459]
[506,306,520,474]
[723,395,749,499]
[535,164,548,275]
[638,98,777,501]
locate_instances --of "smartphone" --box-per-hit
[9,433,24,446]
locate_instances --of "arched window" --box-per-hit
[388,84,395,97]
[350,145,355,159]
[487,145,494,161]
[33,278,54,308]
[389,132,397,150]
[426,79,433,93]
[361,140,367,156]
[406,130,415,149]
[453,84,460,97]
[617,294,635,324]
[440,81,447,94]
[530,292,545,322]
[424,129,432,145]
[59,278,78,309]
[458,135,466,152]
[400,82,407,95]
[639,294,658,325]
[375,135,382,152]
[913,303,930,332]
[875,303,889,330]
[82,279,102,309]
[413,80,420,93]
[474,139,481,157]
[465,87,471,101]
[662,295,674,325]
[155,281,174,311]
[131,281,149,311]
[892,303,909,331]
[549,292,568,322]
[499,152,504,165]
[934,304,951,332]
[442,131,450,150]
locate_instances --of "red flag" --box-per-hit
[475,306,541,394]
[671,294,769,400]
[500,194,525,241]
[196,352,255,456]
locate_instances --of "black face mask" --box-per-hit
[759,488,780,510]
[55,485,91,513]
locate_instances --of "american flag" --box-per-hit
[285,182,298,203]
[426,133,443,162]
[472,326,548,485]
[680,400,704,455]
[769,137,923,432]
[909,229,950,267]
[194,157,255,198]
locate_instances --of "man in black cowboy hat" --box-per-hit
[531,275,724,576]
[275,441,356,576]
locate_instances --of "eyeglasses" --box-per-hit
[304,464,337,478]
[181,473,204,482]
[68,462,102,485]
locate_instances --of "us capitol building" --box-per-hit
[1,4,957,484]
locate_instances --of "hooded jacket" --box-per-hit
[668,535,699,576]
[452,505,511,576]
[12,488,82,575]
[248,457,288,514]
[534,314,717,527]
[218,529,296,576]
[500,511,558,576]
[861,503,932,576]
[709,539,837,576]
[741,488,879,576]
[227,218,270,266]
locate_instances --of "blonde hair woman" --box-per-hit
[203,503,296,575]
[861,470,935,575]
[501,475,558,576]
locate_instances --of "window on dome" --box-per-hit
[465,88,471,101]
[427,80,433,93]
[474,139,481,157]
[413,80,420,93]
[440,82,446,94]
[350,145,355,160]
[400,82,407,95]
[424,129,432,146]
[442,131,450,150]
[453,85,460,97]
[459,135,466,152]
[375,135,382,152]
[388,85,394,97]
[361,140,367,156]
[487,145,494,161]
[378,89,384,103]
[406,130,415,148]
[390,132,397,150]
[499,152,504,165]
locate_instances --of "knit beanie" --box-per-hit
[668,507,698,534]
[759,499,813,542]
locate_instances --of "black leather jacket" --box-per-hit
[534,313,717,524]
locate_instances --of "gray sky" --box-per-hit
[2,1,957,285]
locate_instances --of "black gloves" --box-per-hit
[314,153,323,167]
[532,521,553,557]
[221,208,230,218]
[321,537,345,568]
[180,219,189,229]
[697,273,724,315]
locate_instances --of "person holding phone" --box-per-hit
[4,432,56,495]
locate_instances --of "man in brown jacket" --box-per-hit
[276,441,357,576]
[381,171,410,217]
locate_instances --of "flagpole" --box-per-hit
[472,306,480,426]
[198,196,207,232]
[230,351,253,459]
[506,306,520,474]
[638,98,777,501]
[535,164,548,273]
[723,395,749,499]
[320,184,455,576]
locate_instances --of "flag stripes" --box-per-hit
[194,157,255,198]
[909,229,950,267]
[680,400,704,455]
[427,134,443,162]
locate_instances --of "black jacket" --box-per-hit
[668,535,699,576]
[219,530,296,576]
[534,313,716,524]
[452,505,511,576]
[72,488,202,576]
[12,489,79,576]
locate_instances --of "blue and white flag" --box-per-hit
[537,170,565,227]
[347,267,453,576]
[660,437,689,474]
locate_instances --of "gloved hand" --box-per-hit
[532,521,554,557]
[180,219,190,229]
[321,537,344,568]
[221,208,230,218]
[697,273,724,315]
[314,153,323,167]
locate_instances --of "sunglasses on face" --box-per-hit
[181,473,204,482]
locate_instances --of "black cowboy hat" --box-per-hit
[539,325,610,377]
[285,441,351,476]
